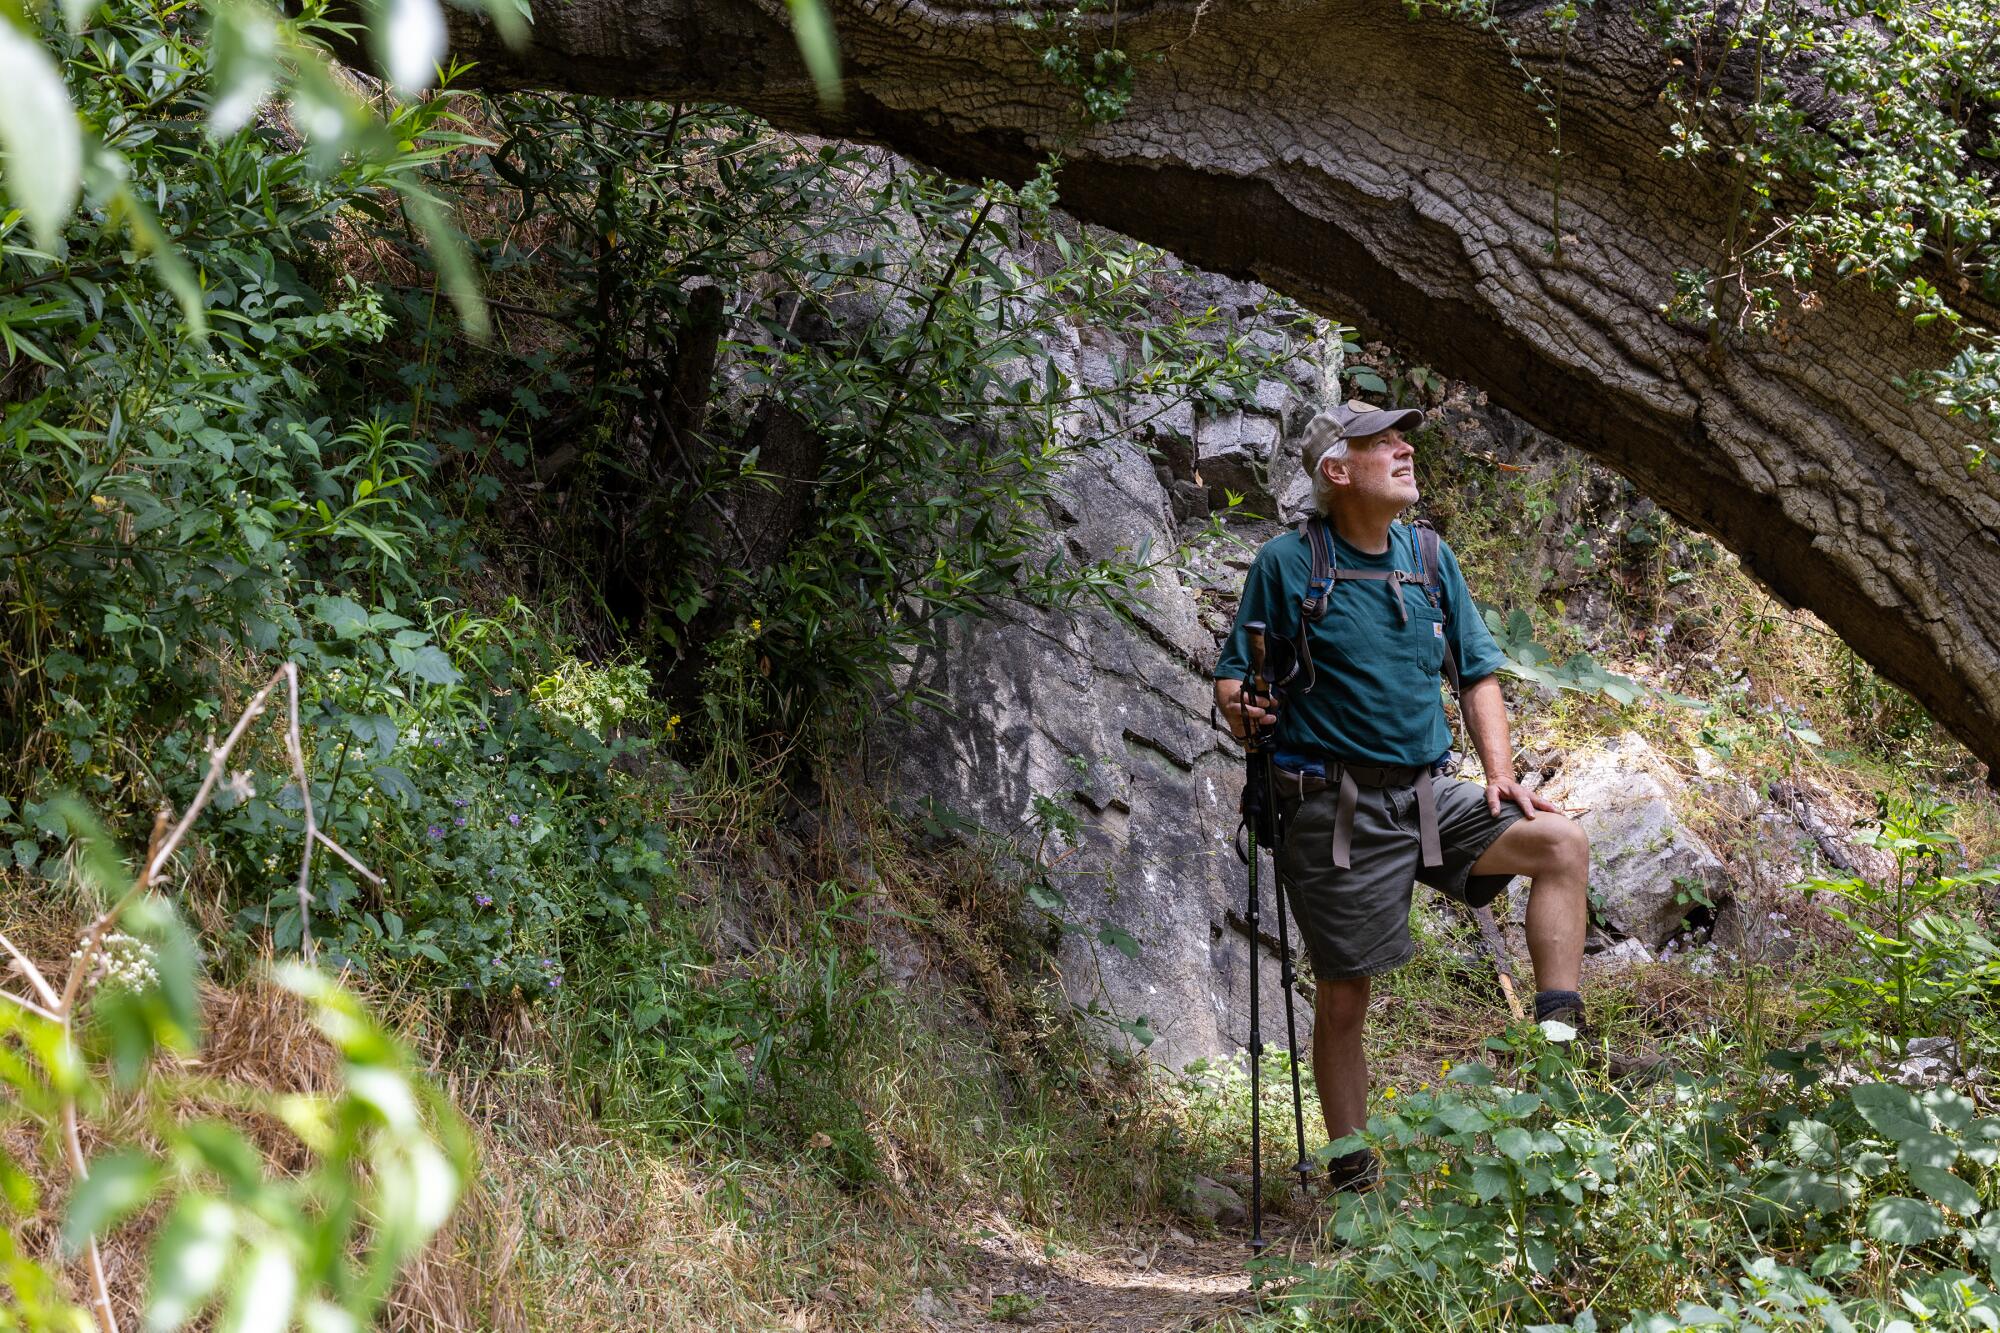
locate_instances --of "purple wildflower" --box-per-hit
[475,893,493,907]
[426,824,445,840]
[452,796,469,808]
[508,813,522,827]
[454,815,468,827]
[546,976,561,989]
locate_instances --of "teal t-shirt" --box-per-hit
[1214,522,1505,767]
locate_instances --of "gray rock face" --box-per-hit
[885,271,1339,1072]
[889,448,1307,1072]
[1536,733,1730,950]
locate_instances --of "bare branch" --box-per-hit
[0,932,60,1010]
[0,987,59,1023]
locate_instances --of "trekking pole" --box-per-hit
[1242,624,1271,1253]
[1268,795,1314,1191]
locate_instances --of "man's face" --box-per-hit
[1324,427,1419,510]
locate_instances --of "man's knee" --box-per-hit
[1526,813,1589,878]
[1314,976,1370,1031]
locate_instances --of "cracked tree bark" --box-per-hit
[443,0,2000,772]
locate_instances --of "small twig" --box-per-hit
[20,662,382,1332]
[0,987,58,1022]
[314,829,384,886]
[0,933,61,1010]
[281,664,319,965]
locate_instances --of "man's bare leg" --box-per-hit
[1466,812,1588,993]
[1311,976,1372,1143]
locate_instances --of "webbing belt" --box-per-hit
[1276,762,1444,870]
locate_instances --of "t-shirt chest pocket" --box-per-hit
[1407,598,1447,675]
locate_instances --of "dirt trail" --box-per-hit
[917,1213,1313,1332]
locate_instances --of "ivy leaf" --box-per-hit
[0,19,82,249]
[1096,923,1141,959]
[1117,1014,1156,1048]
[1865,1195,1948,1246]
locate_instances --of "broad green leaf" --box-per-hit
[1852,1083,1930,1142]
[1927,1088,1978,1132]
[1908,1164,1981,1218]
[63,1151,161,1252]
[1899,1130,1959,1171]
[370,765,418,808]
[1788,1118,1839,1166]
[388,641,461,686]
[0,1147,37,1214]
[345,1064,419,1130]
[1867,1195,1948,1246]
[143,1196,233,1332]
[0,19,80,248]
[1494,1127,1536,1162]
[313,595,371,640]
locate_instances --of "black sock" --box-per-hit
[1533,988,1583,1022]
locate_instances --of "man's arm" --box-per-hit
[1461,675,1558,820]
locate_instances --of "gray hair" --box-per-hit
[1309,438,1348,517]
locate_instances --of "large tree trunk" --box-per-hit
[446,0,2000,772]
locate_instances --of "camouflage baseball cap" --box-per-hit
[1301,399,1425,473]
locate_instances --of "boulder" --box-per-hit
[1178,1174,1247,1226]
[1532,733,1730,950]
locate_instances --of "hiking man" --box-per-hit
[1213,399,1589,1192]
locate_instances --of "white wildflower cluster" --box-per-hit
[74,932,159,993]
[529,658,657,738]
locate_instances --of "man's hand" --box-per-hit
[1215,677,1277,741]
[1486,777,1560,821]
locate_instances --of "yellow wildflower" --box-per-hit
[1439,1163,1451,1178]
[1441,1059,1453,1075]
[750,619,762,633]
[1383,1085,1398,1100]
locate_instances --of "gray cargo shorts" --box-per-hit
[1276,776,1523,981]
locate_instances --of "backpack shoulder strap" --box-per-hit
[1301,517,1336,623]
[1411,520,1462,696]
[1412,519,1442,601]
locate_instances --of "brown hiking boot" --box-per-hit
[1326,1149,1381,1194]
[1543,1004,1668,1081]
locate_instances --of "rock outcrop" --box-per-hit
[1529,733,1730,951]
[889,274,1340,1073]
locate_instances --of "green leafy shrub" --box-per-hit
[1799,795,2000,1050]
